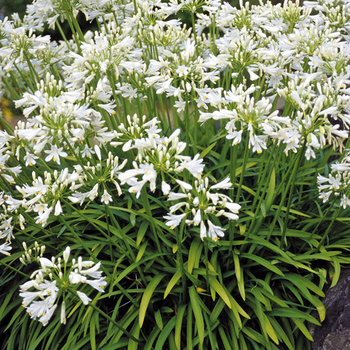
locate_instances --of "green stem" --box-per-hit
[141,187,162,253]
[191,11,200,57]
[280,144,306,248]
[177,220,187,303]
[314,205,343,253]
[0,261,30,279]
[185,92,191,151]
[56,20,71,49]
[235,138,250,203]
[228,144,238,263]
[265,144,305,243]
[245,144,281,239]
[68,288,141,344]
[58,215,108,271]
[104,204,147,286]
[204,239,210,293]
[310,197,337,238]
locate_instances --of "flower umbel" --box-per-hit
[19,247,107,326]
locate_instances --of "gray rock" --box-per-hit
[309,269,350,349]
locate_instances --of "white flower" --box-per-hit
[223,212,239,220]
[128,178,147,199]
[20,290,42,306]
[35,207,53,227]
[101,189,112,205]
[211,177,232,190]
[85,277,107,292]
[20,248,107,326]
[164,213,186,229]
[61,301,66,325]
[174,100,186,112]
[161,181,171,195]
[183,154,204,178]
[28,301,58,326]
[207,220,225,241]
[224,202,241,213]
[176,179,192,191]
[79,262,103,279]
[63,247,70,263]
[54,201,63,216]
[0,242,12,256]
[87,184,99,201]
[69,272,87,284]
[200,221,207,240]
[340,195,350,209]
[24,152,39,166]
[226,129,243,145]
[193,209,201,226]
[168,192,188,200]
[39,257,57,271]
[44,145,68,165]
[76,291,91,305]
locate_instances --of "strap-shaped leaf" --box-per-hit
[154,316,177,350]
[268,308,320,325]
[139,273,166,328]
[189,286,205,348]
[164,269,182,299]
[208,276,232,309]
[330,256,341,288]
[175,304,187,350]
[188,237,203,274]
[240,253,285,276]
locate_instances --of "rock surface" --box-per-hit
[309,268,350,349]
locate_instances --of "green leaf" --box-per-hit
[208,276,232,309]
[250,236,298,267]
[330,256,341,288]
[139,274,166,328]
[281,274,325,297]
[240,253,285,276]
[268,317,294,350]
[143,327,161,350]
[113,253,167,286]
[265,167,275,210]
[175,304,187,350]
[188,237,203,274]
[90,314,96,350]
[136,241,148,262]
[268,308,320,325]
[164,269,182,298]
[155,309,164,330]
[154,317,177,350]
[187,303,193,350]
[200,141,217,158]
[128,320,141,350]
[233,252,245,300]
[291,318,314,341]
[137,221,149,246]
[263,313,279,345]
[235,161,258,176]
[189,286,205,348]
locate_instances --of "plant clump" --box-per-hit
[0,0,350,349]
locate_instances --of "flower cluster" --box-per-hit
[164,177,240,240]
[19,246,107,326]
[317,151,350,208]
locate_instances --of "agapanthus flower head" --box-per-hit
[19,247,107,326]
[317,150,350,208]
[164,175,240,240]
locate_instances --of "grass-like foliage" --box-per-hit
[1,0,350,349]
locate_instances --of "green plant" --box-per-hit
[1,0,350,349]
